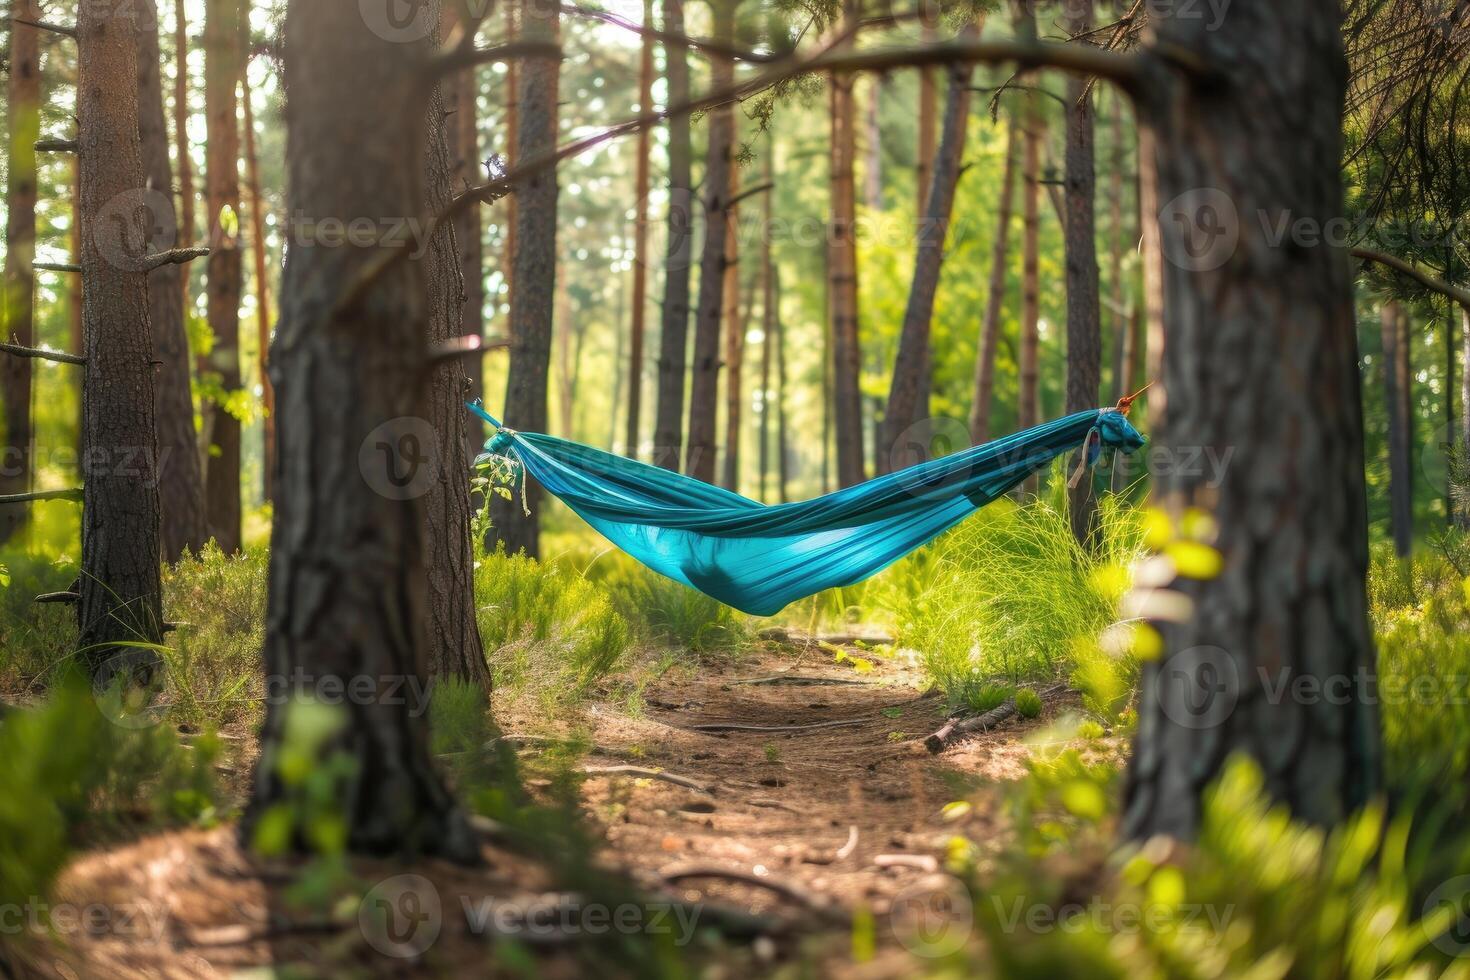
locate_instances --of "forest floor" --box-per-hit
[18,634,1094,977]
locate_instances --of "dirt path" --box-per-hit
[22,640,1075,977]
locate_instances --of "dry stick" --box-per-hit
[0,342,84,365]
[34,138,78,153]
[730,674,875,686]
[835,825,859,859]
[873,853,938,872]
[925,700,1016,753]
[337,35,1146,316]
[580,764,714,794]
[661,864,836,916]
[32,261,80,273]
[13,17,74,38]
[140,246,210,271]
[690,717,871,734]
[0,488,83,504]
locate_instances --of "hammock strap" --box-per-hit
[1067,426,1101,489]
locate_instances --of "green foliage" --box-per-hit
[963,680,1014,715]
[1015,687,1043,719]
[0,680,219,913]
[976,757,1470,980]
[902,496,1145,699]
[476,546,630,700]
[574,547,747,653]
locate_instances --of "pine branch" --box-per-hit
[13,17,75,38]
[0,342,85,365]
[0,488,84,504]
[140,246,211,271]
[1352,247,1470,308]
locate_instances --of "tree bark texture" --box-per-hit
[245,0,480,862]
[881,53,975,473]
[1381,302,1412,557]
[77,0,165,666]
[968,121,1016,444]
[487,0,559,558]
[684,0,737,484]
[203,0,245,553]
[1122,0,1379,840]
[652,0,694,471]
[720,175,743,492]
[139,0,207,561]
[242,65,276,504]
[1017,92,1042,494]
[828,0,865,488]
[1,3,40,544]
[626,0,655,459]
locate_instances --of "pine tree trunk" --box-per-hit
[1017,95,1042,493]
[684,0,736,484]
[882,49,975,473]
[502,0,519,322]
[758,144,774,501]
[244,0,480,862]
[968,120,1016,444]
[203,0,244,553]
[76,0,165,668]
[652,0,693,471]
[774,265,789,503]
[1446,294,1458,524]
[1063,3,1102,546]
[1,4,40,544]
[864,77,882,212]
[720,183,744,492]
[1106,93,1129,404]
[828,0,864,488]
[138,0,207,560]
[421,5,491,689]
[1122,0,1379,839]
[242,65,275,504]
[173,0,195,274]
[626,0,655,459]
[915,2,937,221]
[487,0,559,559]
[1381,302,1412,557]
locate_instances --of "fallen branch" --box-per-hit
[580,765,714,794]
[690,717,869,734]
[756,626,893,646]
[660,863,836,917]
[925,700,1017,753]
[730,674,875,687]
[0,488,83,505]
[0,341,84,365]
[873,854,939,872]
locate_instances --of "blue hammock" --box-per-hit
[468,403,1145,616]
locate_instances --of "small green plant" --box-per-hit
[1075,719,1106,740]
[962,680,1014,715]
[1014,688,1042,718]
[763,742,782,764]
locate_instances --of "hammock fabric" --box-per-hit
[468,403,1145,616]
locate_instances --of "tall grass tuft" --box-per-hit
[901,495,1145,704]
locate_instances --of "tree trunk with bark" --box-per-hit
[244,0,480,862]
[774,265,789,503]
[626,0,655,459]
[1,3,40,544]
[828,0,864,488]
[139,0,207,560]
[758,144,774,502]
[881,50,976,473]
[1063,3,1102,546]
[421,7,491,689]
[652,0,693,471]
[915,2,937,220]
[242,65,275,504]
[203,0,245,553]
[174,0,195,274]
[1381,302,1412,557]
[684,0,737,484]
[1107,93,1129,403]
[1017,96,1042,493]
[76,0,165,668]
[968,120,1016,444]
[487,0,559,558]
[720,174,744,492]
[1122,0,1379,839]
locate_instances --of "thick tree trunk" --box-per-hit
[626,0,655,459]
[244,0,480,862]
[1381,302,1412,557]
[968,120,1016,444]
[203,0,244,553]
[652,0,693,471]
[720,175,743,492]
[828,0,865,488]
[139,0,207,560]
[441,4,485,469]
[864,77,882,212]
[421,6,491,690]
[1,3,40,544]
[502,0,519,322]
[684,0,736,483]
[758,144,774,502]
[1106,93,1129,404]
[487,0,559,558]
[1063,3,1102,546]
[881,50,976,473]
[76,0,165,667]
[1122,0,1379,839]
[242,66,275,504]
